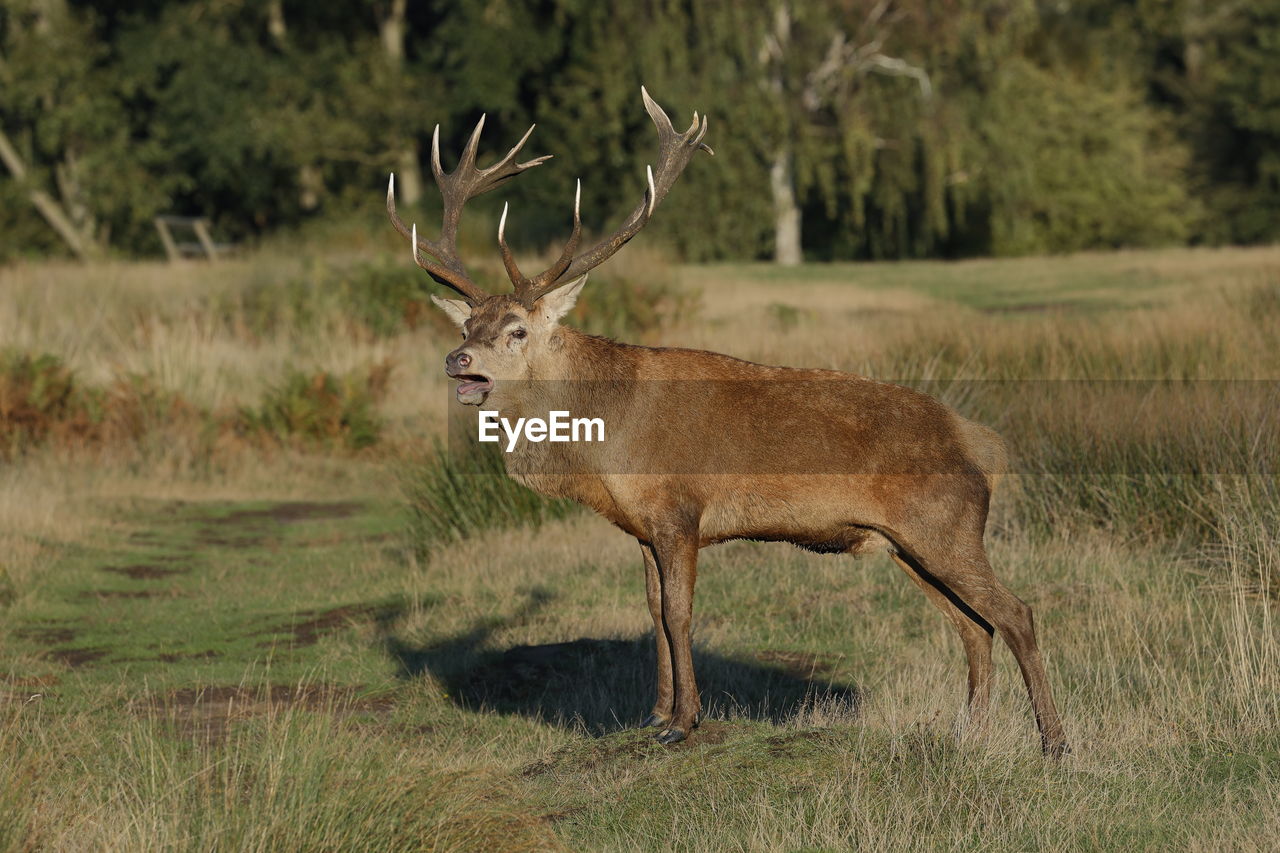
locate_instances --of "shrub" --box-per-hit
[238,362,391,451]
[2,350,395,458]
[0,351,79,456]
[2,352,225,461]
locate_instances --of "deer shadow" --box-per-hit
[377,588,861,735]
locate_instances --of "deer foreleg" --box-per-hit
[640,541,674,728]
[651,532,701,745]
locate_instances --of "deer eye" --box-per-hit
[511,328,527,340]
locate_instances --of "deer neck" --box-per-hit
[538,326,633,380]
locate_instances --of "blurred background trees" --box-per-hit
[1,0,1277,263]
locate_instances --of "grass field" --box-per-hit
[2,245,1278,850]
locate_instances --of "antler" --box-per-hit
[387,116,552,304]
[503,87,713,307]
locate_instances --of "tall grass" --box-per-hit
[402,438,579,554]
[0,690,560,851]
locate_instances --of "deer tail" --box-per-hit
[955,417,1009,497]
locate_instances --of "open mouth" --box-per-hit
[452,374,493,399]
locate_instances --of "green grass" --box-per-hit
[5,499,403,694]
[697,245,1279,310]
[5,494,1276,849]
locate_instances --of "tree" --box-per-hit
[0,0,152,258]
[754,0,932,264]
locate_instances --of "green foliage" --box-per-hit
[0,350,78,455]
[402,438,579,554]
[239,363,390,451]
[975,60,1192,254]
[2,1,1279,259]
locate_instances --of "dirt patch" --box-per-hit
[158,650,220,663]
[195,530,274,548]
[763,729,842,758]
[755,649,836,677]
[77,590,165,601]
[257,604,382,648]
[190,502,364,550]
[14,625,77,644]
[103,564,188,580]
[138,683,395,741]
[978,301,1079,315]
[117,650,222,664]
[215,501,364,525]
[47,647,109,668]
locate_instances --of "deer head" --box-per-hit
[387,87,712,405]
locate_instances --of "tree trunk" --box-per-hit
[379,0,423,205]
[769,147,802,266]
[264,0,325,211]
[267,0,287,45]
[0,128,95,260]
[761,3,800,265]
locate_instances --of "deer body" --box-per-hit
[389,90,1067,755]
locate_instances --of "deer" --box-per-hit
[386,88,1067,756]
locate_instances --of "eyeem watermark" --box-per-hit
[478,410,606,452]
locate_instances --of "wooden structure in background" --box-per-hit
[154,216,232,262]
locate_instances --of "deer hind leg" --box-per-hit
[897,541,1068,757]
[639,541,674,728]
[889,553,994,730]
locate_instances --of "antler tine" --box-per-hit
[497,202,526,287]
[430,125,444,182]
[525,87,711,294]
[514,179,583,304]
[387,173,488,303]
[393,95,706,306]
[437,117,551,246]
[641,85,676,139]
[501,179,584,305]
[488,124,550,180]
[458,114,487,174]
[394,116,553,303]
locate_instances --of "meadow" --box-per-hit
[2,241,1278,851]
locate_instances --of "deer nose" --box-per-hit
[446,350,472,373]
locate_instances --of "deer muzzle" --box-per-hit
[445,349,493,404]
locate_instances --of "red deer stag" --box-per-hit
[387,88,1067,755]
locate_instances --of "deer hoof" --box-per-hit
[640,713,669,729]
[655,727,687,745]
[1044,740,1072,760]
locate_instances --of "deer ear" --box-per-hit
[430,294,472,328]
[537,274,589,324]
